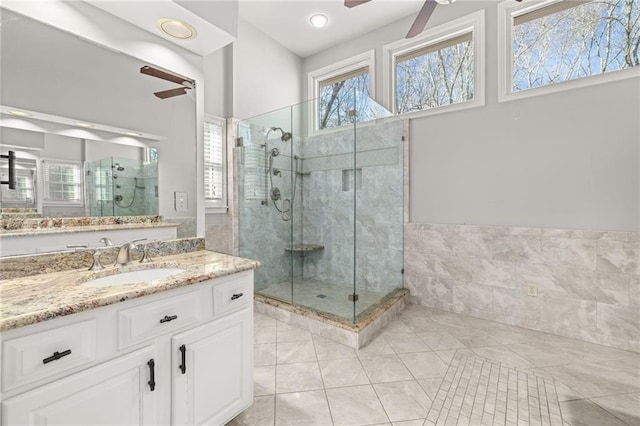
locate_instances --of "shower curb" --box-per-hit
[254,288,409,349]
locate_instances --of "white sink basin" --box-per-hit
[82,268,186,288]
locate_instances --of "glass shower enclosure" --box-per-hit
[238,92,404,324]
[86,156,158,217]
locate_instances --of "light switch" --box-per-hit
[174,191,188,212]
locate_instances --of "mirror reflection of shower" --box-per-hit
[86,154,158,217]
[264,127,296,221]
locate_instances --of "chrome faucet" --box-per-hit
[114,238,147,266]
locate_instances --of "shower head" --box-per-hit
[266,127,292,142]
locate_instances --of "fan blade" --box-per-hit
[344,0,372,8]
[406,0,437,38]
[154,87,188,99]
[141,65,192,86]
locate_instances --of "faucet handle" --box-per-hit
[89,250,105,271]
[67,245,105,271]
[99,237,113,247]
[139,246,153,263]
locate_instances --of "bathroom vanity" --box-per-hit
[0,249,259,425]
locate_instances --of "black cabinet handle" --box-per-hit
[147,359,156,391]
[43,349,72,364]
[160,314,178,324]
[231,293,244,301]
[179,344,186,374]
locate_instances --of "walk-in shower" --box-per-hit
[86,156,158,217]
[238,91,404,324]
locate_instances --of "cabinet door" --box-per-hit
[172,309,252,426]
[2,347,159,426]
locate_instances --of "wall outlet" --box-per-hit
[527,284,538,297]
[174,191,188,212]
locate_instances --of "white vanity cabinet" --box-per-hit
[0,270,254,426]
[2,346,160,425]
[172,309,252,426]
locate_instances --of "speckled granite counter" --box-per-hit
[0,214,164,232]
[0,222,178,237]
[0,250,260,332]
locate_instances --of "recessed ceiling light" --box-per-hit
[75,122,94,128]
[125,131,142,137]
[435,0,456,4]
[157,18,197,40]
[7,109,32,117]
[309,14,328,28]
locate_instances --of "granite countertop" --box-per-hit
[0,222,178,237]
[0,250,260,332]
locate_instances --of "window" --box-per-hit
[308,50,375,130]
[384,11,485,117]
[203,115,226,211]
[0,168,35,206]
[318,67,370,129]
[42,160,83,204]
[499,0,640,100]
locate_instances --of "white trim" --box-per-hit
[382,10,485,119]
[307,49,376,132]
[203,113,227,212]
[498,0,640,103]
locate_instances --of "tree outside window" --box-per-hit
[318,68,370,130]
[395,33,474,114]
[512,0,639,91]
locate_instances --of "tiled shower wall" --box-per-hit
[300,119,404,294]
[404,223,640,352]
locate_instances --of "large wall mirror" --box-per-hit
[0,8,197,237]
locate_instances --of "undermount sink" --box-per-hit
[81,268,186,288]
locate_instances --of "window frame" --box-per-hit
[498,0,640,103]
[203,114,227,214]
[382,10,485,118]
[41,159,84,206]
[307,49,376,133]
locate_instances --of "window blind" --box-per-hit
[204,120,224,201]
[396,32,473,64]
[513,0,589,26]
[42,160,82,203]
[319,66,369,88]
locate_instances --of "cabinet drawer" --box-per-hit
[118,291,202,349]
[213,273,252,317]
[2,320,96,392]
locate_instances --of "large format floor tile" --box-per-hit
[228,304,640,426]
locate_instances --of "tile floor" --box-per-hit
[227,304,640,426]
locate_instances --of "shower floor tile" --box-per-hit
[256,278,390,321]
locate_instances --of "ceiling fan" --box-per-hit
[345,0,524,39]
[140,65,195,99]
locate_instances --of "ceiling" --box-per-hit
[239,0,427,58]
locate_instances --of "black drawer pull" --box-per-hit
[43,349,72,364]
[147,359,156,391]
[160,314,178,324]
[231,293,244,301]
[179,344,186,374]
